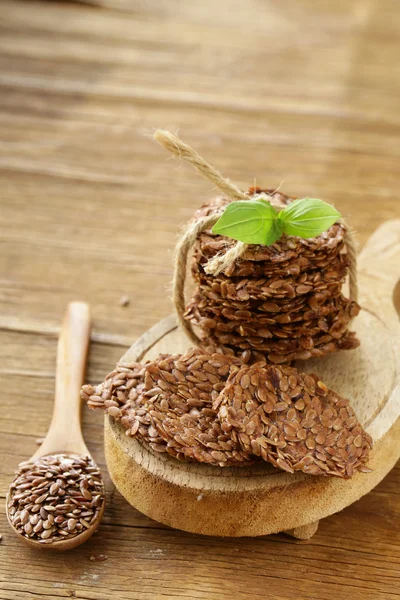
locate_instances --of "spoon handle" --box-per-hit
[34,302,91,459]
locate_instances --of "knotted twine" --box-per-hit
[154,129,358,347]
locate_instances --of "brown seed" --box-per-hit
[294,399,305,411]
[306,437,316,450]
[40,507,49,519]
[80,518,91,529]
[32,478,47,487]
[296,284,312,294]
[30,514,39,525]
[108,406,123,419]
[49,483,59,495]
[82,489,92,501]
[24,522,33,535]
[34,493,48,504]
[54,515,65,525]
[119,295,130,307]
[317,381,329,393]
[284,423,297,436]
[276,458,294,473]
[239,372,250,388]
[33,520,43,533]
[41,528,53,540]
[20,510,30,525]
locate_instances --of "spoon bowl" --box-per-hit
[6,302,105,551]
[6,453,106,551]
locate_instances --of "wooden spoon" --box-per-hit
[6,302,105,551]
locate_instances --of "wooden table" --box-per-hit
[0,1,399,598]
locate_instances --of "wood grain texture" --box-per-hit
[0,0,399,597]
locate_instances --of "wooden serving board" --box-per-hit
[104,220,400,539]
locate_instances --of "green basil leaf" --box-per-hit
[278,198,341,238]
[264,218,283,246]
[212,198,278,245]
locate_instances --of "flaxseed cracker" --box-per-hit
[215,364,372,478]
[83,349,253,466]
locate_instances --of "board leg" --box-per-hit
[284,520,319,540]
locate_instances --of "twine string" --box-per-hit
[341,220,358,303]
[154,129,247,202]
[172,213,219,345]
[154,129,358,345]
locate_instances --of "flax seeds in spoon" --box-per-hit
[7,454,104,544]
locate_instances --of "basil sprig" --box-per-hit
[212,197,341,246]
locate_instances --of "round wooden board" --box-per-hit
[104,220,400,538]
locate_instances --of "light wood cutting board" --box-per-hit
[104,220,400,539]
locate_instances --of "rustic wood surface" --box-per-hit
[0,0,399,598]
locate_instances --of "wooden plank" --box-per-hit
[1,468,399,600]
[0,0,399,597]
